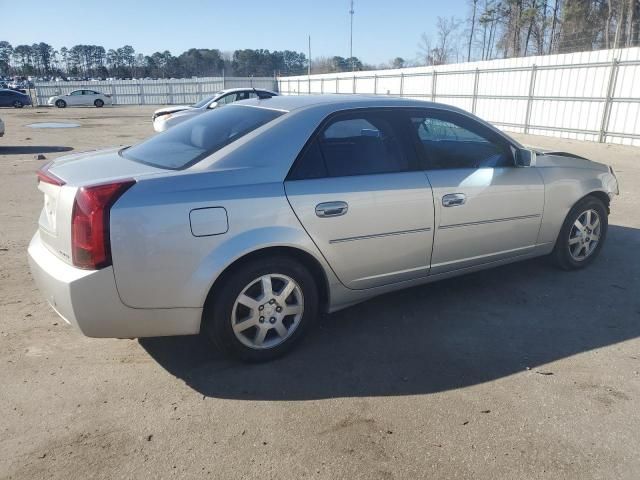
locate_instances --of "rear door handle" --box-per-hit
[315,201,348,217]
[442,193,466,207]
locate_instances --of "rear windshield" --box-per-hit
[121,105,284,169]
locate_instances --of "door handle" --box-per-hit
[315,201,348,217]
[442,193,466,207]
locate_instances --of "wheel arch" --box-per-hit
[583,190,611,214]
[202,245,331,319]
[550,189,611,249]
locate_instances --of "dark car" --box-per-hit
[0,89,32,108]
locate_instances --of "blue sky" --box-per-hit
[1,0,468,64]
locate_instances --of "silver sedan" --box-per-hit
[28,95,619,362]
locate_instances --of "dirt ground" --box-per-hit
[1,105,639,480]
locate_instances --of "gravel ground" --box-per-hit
[1,105,639,480]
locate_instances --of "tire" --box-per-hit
[94,99,104,108]
[552,195,608,270]
[13,100,23,108]
[203,256,319,362]
[55,99,66,108]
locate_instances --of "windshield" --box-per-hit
[121,105,285,170]
[192,93,221,108]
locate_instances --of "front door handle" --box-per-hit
[442,193,466,207]
[315,201,348,217]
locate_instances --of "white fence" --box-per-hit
[34,77,278,106]
[279,47,640,146]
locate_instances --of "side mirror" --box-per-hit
[515,148,533,167]
[207,101,219,109]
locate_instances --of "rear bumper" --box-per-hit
[28,231,201,338]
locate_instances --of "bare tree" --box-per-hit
[468,0,480,60]
[434,16,462,64]
[417,33,434,65]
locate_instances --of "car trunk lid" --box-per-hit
[37,148,168,265]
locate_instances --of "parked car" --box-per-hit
[0,89,32,108]
[152,88,278,132]
[0,117,4,137]
[47,89,112,108]
[28,95,619,362]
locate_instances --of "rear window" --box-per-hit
[121,105,284,169]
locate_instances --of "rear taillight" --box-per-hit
[71,180,135,269]
[37,162,65,186]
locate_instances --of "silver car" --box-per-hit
[152,88,278,132]
[28,95,619,362]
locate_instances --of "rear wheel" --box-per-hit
[12,100,23,108]
[203,256,318,362]
[55,99,66,108]
[552,196,608,270]
[94,99,104,108]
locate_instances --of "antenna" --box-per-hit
[349,0,354,71]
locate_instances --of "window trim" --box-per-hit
[286,107,422,181]
[402,108,517,170]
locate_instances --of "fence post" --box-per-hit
[168,81,173,105]
[599,58,620,143]
[399,73,404,97]
[374,74,378,95]
[353,75,356,94]
[524,64,538,134]
[472,68,480,114]
[321,77,324,94]
[297,78,301,95]
[111,83,117,105]
[431,71,437,102]
[222,70,226,89]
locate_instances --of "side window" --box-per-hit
[217,93,238,105]
[410,111,513,169]
[289,111,412,179]
[236,91,253,100]
[70,90,82,96]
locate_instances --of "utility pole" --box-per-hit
[349,0,355,71]
[308,35,311,76]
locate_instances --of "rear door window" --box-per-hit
[289,110,416,179]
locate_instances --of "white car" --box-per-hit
[0,116,4,137]
[48,89,112,108]
[152,88,278,132]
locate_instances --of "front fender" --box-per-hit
[537,167,617,245]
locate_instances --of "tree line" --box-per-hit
[2,1,638,79]
[418,0,640,66]
[0,42,312,79]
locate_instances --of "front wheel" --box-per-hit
[55,99,66,108]
[13,100,23,108]
[204,256,319,362]
[552,196,608,270]
[94,99,104,108]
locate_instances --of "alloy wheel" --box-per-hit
[568,209,601,261]
[231,274,304,349]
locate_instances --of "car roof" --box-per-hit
[236,94,466,114]
[0,88,25,94]
[218,87,277,95]
[230,94,522,149]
